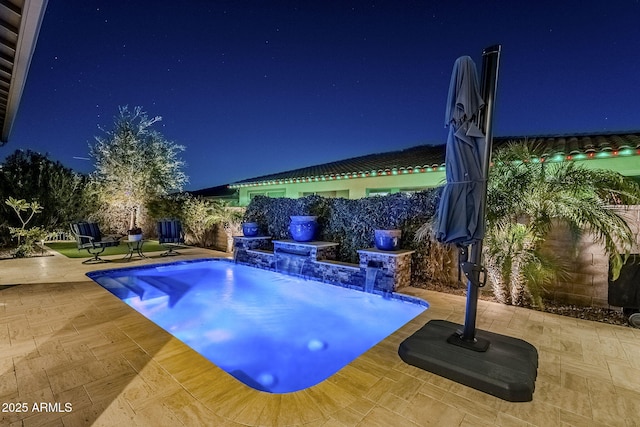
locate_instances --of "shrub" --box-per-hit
[4,197,47,257]
[148,192,230,247]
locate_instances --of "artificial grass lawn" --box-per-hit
[46,240,189,258]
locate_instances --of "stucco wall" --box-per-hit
[237,172,445,205]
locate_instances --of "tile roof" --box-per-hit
[188,184,238,198]
[228,131,640,187]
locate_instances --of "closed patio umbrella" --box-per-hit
[435,55,486,246]
[434,54,491,349]
[399,46,538,403]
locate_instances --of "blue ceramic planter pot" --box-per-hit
[374,229,401,251]
[242,222,259,237]
[289,216,318,242]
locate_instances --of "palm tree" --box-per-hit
[485,141,640,306]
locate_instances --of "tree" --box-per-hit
[0,149,89,233]
[88,106,188,233]
[484,141,640,306]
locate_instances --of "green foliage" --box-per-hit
[146,192,185,220]
[5,197,43,227]
[181,196,223,246]
[4,197,47,257]
[8,226,48,257]
[210,202,243,252]
[0,150,89,236]
[148,192,227,247]
[243,191,451,285]
[485,141,640,306]
[88,106,188,233]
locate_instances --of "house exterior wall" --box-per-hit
[566,155,640,177]
[237,171,445,205]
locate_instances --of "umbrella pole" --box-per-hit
[451,44,502,351]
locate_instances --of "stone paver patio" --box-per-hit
[1,247,639,426]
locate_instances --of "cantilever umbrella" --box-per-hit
[435,55,486,246]
[399,47,537,403]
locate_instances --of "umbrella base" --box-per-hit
[446,331,491,352]
[398,320,538,402]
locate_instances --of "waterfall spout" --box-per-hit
[275,248,310,276]
[365,260,383,293]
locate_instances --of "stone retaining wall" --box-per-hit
[232,237,415,295]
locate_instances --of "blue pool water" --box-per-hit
[87,259,427,393]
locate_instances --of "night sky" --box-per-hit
[3,1,640,190]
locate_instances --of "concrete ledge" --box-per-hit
[316,260,360,270]
[246,249,273,255]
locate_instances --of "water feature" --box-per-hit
[87,259,427,393]
[365,260,383,293]
[275,247,310,276]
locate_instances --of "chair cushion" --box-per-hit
[77,222,102,240]
[158,220,184,244]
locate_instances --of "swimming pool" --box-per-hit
[87,259,427,393]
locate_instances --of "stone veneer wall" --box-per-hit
[232,237,416,294]
[233,237,274,269]
[358,249,415,290]
[541,205,640,308]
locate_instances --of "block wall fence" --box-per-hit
[542,205,640,308]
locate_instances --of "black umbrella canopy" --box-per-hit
[435,56,486,246]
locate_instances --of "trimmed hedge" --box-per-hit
[243,190,455,287]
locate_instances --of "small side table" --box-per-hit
[123,239,147,261]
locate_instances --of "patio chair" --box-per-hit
[70,221,120,264]
[157,219,185,256]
